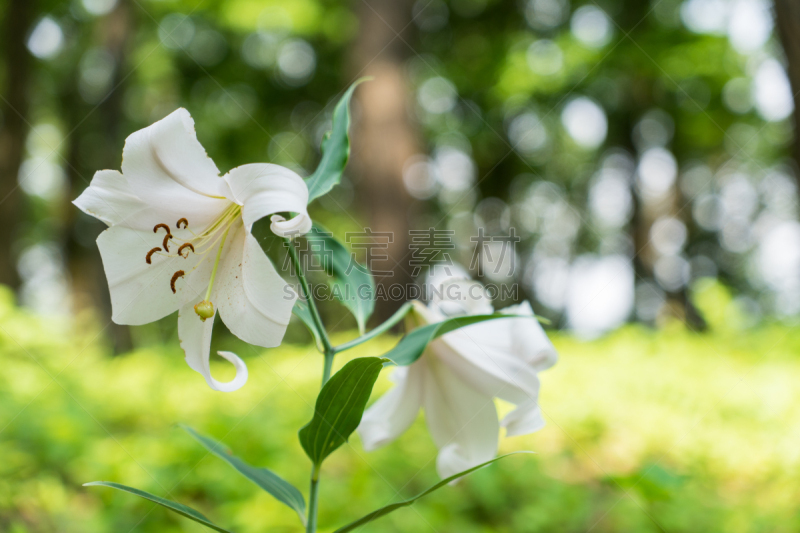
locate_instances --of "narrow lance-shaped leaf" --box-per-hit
[299,357,385,466]
[305,222,375,334]
[84,481,232,533]
[383,314,522,366]
[333,452,533,533]
[179,425,306,525]
[305,79,367,203]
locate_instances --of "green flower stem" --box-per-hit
[286,238,334,533]
[306,464,321,533]
[303,303,410,533]
[286,240,414,532]
[333,302,413,353]
[286,239,333,356]
[321,350,335,383]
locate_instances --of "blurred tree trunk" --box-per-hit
[623,92,706,330]
[633,185,707,330]
[0,0,36,290]
[62,0,133,352]
[774,0,800,175]
[348,0,419,322]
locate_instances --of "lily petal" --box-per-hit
[435,323,541,398]
[73,170,159,230]
[122,108,231,229]
[214,224,296,348]
[501,301,558,371]
[423,358,500,479]
[224,163,311,237]
[96,225,215,325]
[357,365,424,451]
[433,301,556,436]
[431,279,494,317]
[434,324,545,436]
[178,300,248,392]
[501,400,546,437]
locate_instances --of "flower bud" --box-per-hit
[194,300,214,321]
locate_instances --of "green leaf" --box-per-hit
[383,314,520,366]
[299,357,385,466]
[333,452,532,533]
[179,425,306,525]
[305,79,367,203]
[84,481,232,533]
[305,222,375,334]
[293,299,324,352]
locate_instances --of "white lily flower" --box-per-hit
[358,279,558,478]
[74,108,312,392]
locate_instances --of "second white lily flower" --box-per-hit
[358,278,558,478]
[74,108,312,392]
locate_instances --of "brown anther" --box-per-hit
[178,243,195,258]
[176,218,188,229]
[145,247,161,264]
[162,233,172,253]
[170,270,185,293]
[154,223,170,234]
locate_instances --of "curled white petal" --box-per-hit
[501,400,546,437]
[224,163,312,237]
[213,351,250,392]
[178,300,248,392]
[269,213,312,238]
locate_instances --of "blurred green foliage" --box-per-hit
[10,0,798,332]
[2,283,800,532]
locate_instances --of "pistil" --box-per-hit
[194,223,232,321]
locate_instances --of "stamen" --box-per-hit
[154,223,170,234]
[202,224,232,303]
[145,247,161,264]
[177,218,188,229]
[162,233,172,253]
[170,270,185,293]
[178,243,195,258]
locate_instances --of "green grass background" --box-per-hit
[1,281,799,532]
